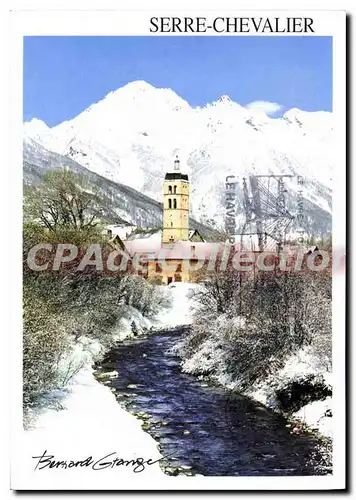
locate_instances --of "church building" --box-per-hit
[163,156,190,244]
[114,156,219,285]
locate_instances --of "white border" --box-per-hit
[4,3,346,492]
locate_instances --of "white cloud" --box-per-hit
[246,100,283,116]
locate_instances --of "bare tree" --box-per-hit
[24,169,107,232]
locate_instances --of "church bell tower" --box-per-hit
[162,156,190,244]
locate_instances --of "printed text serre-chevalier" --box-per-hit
[149,17,314,34]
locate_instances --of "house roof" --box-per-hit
[126,229,162,241]
[188,229,205,241]
[106,224,136,240]
[108,235,131,255]
[306,245,320,254]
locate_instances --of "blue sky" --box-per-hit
[24,36,332,126]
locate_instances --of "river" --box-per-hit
[96,327,329,476]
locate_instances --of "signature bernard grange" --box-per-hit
[32,450,161,473]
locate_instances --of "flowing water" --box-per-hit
[97,327,329,476]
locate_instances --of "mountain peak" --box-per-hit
[283,108,304,119]
[120,80,155,92]
[24,117,49,128]
[217,95,232,104]
[24,118,50,139]
[102,81,155,102]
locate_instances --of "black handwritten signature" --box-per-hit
[32,450,161,473]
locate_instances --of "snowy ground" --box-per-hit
[153,283,198,329]
[20,368,164,482]
[19,284,197,488]
[182,345,333,439]
[246,350,333,438]
[19,352,166,488]
[193,347,333,439]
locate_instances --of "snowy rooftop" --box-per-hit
[126,229,162,241]
[123,240,232,261]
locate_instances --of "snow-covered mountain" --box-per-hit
[24,80,333,234]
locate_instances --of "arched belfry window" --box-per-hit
[173,198,177,209]
[168,185,172,193]
[173,185,177,194]
[168,198,172,209]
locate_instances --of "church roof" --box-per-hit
[164,172,189,181]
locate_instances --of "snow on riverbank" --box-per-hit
[294,397,332,438]
[23,366,163,472]
[18,364,166,488]
[22,309,168,484]
[173,292,333,439]
[23,353,164,486]
[157,285,333,439]
[22,284,197,484]
[210,347,333,439]
[247,349,333,438]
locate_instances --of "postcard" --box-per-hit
[8,3,346,491]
